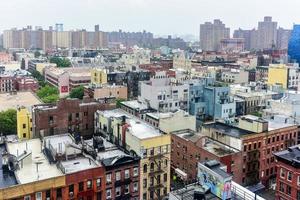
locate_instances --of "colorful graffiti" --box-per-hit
[198,164,232,200]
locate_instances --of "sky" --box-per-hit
[0,0,300,37]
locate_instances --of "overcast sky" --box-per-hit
[0,0,299,36]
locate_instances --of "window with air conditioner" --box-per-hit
[106,189,112,199]
[116,171,121,181]
[115,187,121,196]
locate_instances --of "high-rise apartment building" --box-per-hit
[277,27,291,50]
[199,19,230,51]
[233,28,258,50]
[3,25,108,50]
[257,16,278,50]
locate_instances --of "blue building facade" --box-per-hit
[188,78,235,121]
[288,25,300,64]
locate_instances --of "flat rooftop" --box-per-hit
[59,157,98,174]
[274,145,300,168]
[6,139,62,184]
[0,91,41,111]
[100,109,162,140]
[202,138,239,157]
[121,100,149,111]
[169,183,219,200]
[204,122,255,138]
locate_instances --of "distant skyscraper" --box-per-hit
[257,16,277,49]
[288,25,300,64]
[277,27,291,50]
[199,19,230,51]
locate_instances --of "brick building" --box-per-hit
[15,76,39,92]
[32,98,112,138]
[0,74,14,93]
[0,134,140,200]
[274,145,300,200]
[202,116,299,187]
[170,130,242,182]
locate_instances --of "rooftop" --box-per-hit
[204,122,254,138]
[99,109,163,140]
[120,100,149,111]
[59,157,98,174]
[202,138,239,157]
[274,145,300,168]
[6,139,63,184]
[0,91,41,111]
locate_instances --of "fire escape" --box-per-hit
[148,151,169,200]
[245,148,260,186]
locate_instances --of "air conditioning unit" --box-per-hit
[69,192,74,197]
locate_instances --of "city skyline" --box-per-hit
[0,0,300,37]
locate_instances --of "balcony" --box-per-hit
[148,153,165,161]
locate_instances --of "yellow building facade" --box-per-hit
[17,107,32,139]
[95,109,171,200]
[91,68,107,85]
[267,64,288,89]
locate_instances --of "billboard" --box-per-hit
[61,85,69,93]
[198,161,232,200]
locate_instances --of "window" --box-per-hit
[96,178,101,187]
[287,185,292,196]
[116,171,121,181]
[143,164,147,173]
[143,178,147,188]
[106,189,112,199]
[288,171,293,181]
[24,196,31,200]
[115,187,121,197]
[280,168,285,178]
[279,182,284,192]
[23,124,26,129]
[133,182,139,192]
[79,182,84,191]
[150,162,155,171]
[125,184,130,194]
[56,188,62,198]
[87,180,92,189]
[69,184,74,196]
[133,167,139,177]
[96,192,102,200]
[46,190,51,199]
[106,173,112,183]
[143,193,147,200]
[298,176,300,186]
[164,173,168,182]
[125,169,130,179]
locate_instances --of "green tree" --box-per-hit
[0,109,17,135]
[31,70,46,87]
[69,86,84,99]
[37,85,59,103]
[50,57,71,68]
[34,51,41,58]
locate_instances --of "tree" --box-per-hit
[0,109,17,135]
[50,57,71,68]
[34,51,41,58]
[31,70,46,87]
[69,86,84,99]
[37,85,59,103]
